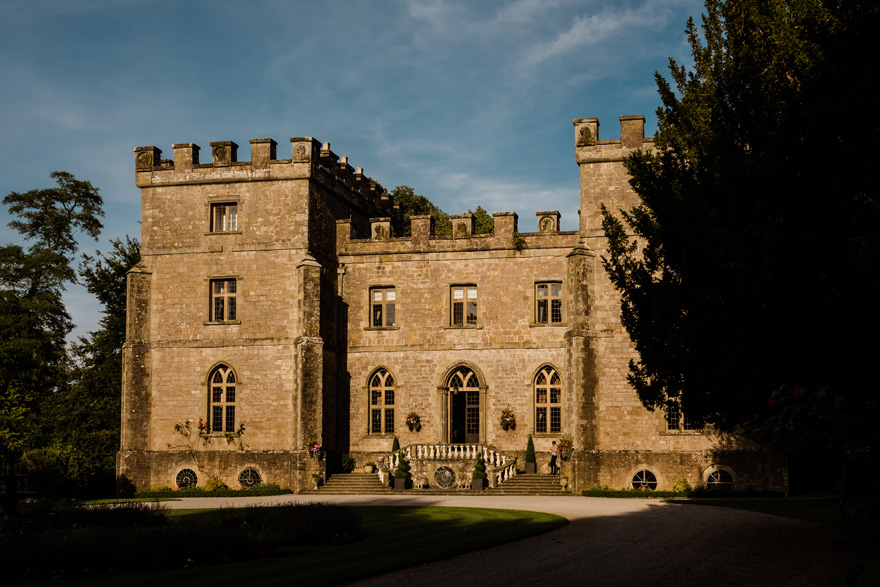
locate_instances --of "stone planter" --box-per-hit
[363,464,375,474]
[525,462,536,474]
[560,476,569,490]
[393,477,407,491]
[471,478,485,491]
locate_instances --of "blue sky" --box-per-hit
[0,0,703,340]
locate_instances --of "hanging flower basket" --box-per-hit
[308,440,324,460]
[406,412,421,432]
[499,409,516,431]
[557,436,573,461]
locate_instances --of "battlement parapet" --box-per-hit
[134,136,377,207]
[337,210,577,257]
[573,115,654,164]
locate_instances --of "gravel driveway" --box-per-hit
[164,494,858,586]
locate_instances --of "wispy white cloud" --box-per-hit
[522,3,674,69]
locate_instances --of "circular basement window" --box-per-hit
[706,469,734,491]
[631,469,658,490]
[176,468,198,489]
[239,467,262,487]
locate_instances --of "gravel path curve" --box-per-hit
[163,494,858,587]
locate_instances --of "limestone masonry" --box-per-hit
[118,116,786,494]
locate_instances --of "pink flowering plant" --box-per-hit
[499,409,516,430]
[308,440,324,460]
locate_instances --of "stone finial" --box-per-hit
[250,138,277,168]
[172,143,200,171]
[210,141,238,167]
[451,214,474,238]
[536,211,561,233]
[134,146,162,171]
[620,115,645,148]
[573,118,599,147]
[370,217,392,240]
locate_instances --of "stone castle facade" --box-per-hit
[118,116,786,494]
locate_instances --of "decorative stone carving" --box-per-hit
[434,466,456,488]
[293,143,310,163]
[136,150,153,171]
[213,145,231,166]
[576,125,596,147]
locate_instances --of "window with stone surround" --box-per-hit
[210,279,237,322]
[210,202,238,232]
[665,404,699,432]
[706,469,734,491]
[451,285,477,327]
[536,282,563,324]
[370,287,396,327]
[535,365,561,433]
[209,364,236,433]
[369,368,395,434]
[632,469,658,490]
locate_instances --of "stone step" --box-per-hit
[303,472,571,496]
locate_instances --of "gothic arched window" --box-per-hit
[209,364,236,433]
[369,368,396,434]
[535,366,561,433]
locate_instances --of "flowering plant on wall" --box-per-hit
[308,440,323,460]
[499,409,516,430]
[406,412,421,432]
[557,436,573,461]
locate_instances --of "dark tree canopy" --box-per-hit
[391,186,452,236]
[0,172,104,459]
[601,0,880,450]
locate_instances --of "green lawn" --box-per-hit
[16,506,567,586]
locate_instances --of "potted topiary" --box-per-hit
[392,436,400,452]
[392,452,409,491]
[472,452,487,491]
[525,435,537,474]
[311,473,322,489]
[363,461,376,474]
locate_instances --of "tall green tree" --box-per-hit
[391,186,452,236]
[0,172,103,460]
[36,237,140,495]
[601,0,880,453]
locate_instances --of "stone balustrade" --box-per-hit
[381,443,517,490]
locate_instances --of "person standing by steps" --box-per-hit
[549,441,558,475]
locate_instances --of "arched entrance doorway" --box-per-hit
[447,366,481,443]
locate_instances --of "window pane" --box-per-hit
[386,304,395,326]
[467,287,477,299]
[373,290,383,302]
[212,386,222,402]
[537,284,548,297]
[536,388,547,404]
[372,304,383,327]
[226,386,235,403]
[551,299,562,323]
[385,389,395,405]
[536,407,547,433]
[537,299,548,323]
[453,287,464,300]
[466,301,477,325]
[550,388,560,404]
[384,408,394,433]
[371,390,380,406]
[227,205,237,231]
[551,283,562,296]
[371,409,381,433]
[550,407,561,432]
[212,406,223,432]
[385,289,395,301]
[226,406,235,432]
[453,302,463,326]
[213,298,224,321]
[227,280,236,294]
[227,297,236,320]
